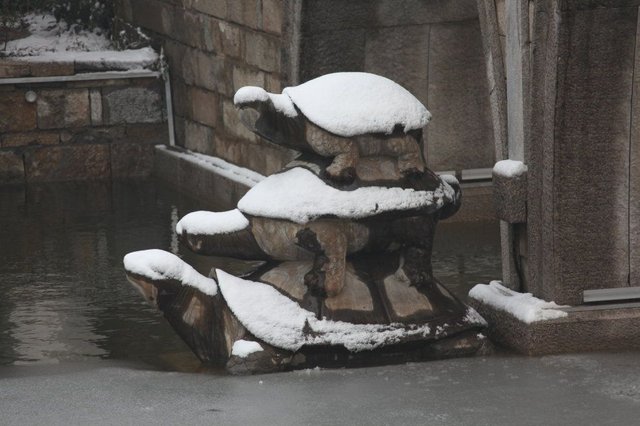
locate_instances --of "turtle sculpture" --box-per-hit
[123,72,487,374]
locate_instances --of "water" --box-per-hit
[0,179,501,369]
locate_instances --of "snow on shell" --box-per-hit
[493,160,528,178]
[217,269,437,352]
[123,249,218,296]
[282,72,431,137]
[237,167,454,224]
[234,86,298,118]
[231,340,264,358]
[469,281,568,323]
[176,209,249,235]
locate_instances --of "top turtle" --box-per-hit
[234,72,432,183]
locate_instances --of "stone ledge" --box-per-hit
[470,298,640,355]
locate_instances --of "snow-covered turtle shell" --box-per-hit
[234,72,431,137]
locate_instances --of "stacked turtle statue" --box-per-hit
[123,72,488,374]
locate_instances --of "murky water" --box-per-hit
[0,179,501,369]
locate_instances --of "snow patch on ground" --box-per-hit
[469,281,568,323]
[231,340,264,358]
[237,167,453,224]
[176,209,249,236]
[4,13,158,70]
[234,86,298,118]
[123,249,217,296]
[156,145,265,188]
[217,270,435,352]
[493,160,527,178]
[283,72,430,137]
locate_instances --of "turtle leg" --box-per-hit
[383,134,425,176]
[305,121,358,182]
[296,225,347,297]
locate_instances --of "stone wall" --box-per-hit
[114,0,297,177]
[115,0,494,175]
[0,63,167,184]
[298,0,495,172]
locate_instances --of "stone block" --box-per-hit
[222,99,258,142]
[219,22,242,58]
[265,73,282,92]
[227,0,261,30]
[232,66,265,92]
[1,132,59,148]
[188,87,219,128]
[90,89,103,126]
[425,21,494,171]
[24,144,111,182]
[493,167,527,223]
[124,123,170,145]
[184,119,215,154]
[102,86,163,124]
[0,92,37,132]
[193,50,233,95]
[29,62,75,77]
[244,31,281,73]
[0,151,25,185]
[0,61,30,78]
[111,143,155,178]
[300,29,365,82]
[301,0,376,33]
[375,0,478,27]
[61,127,125,145]
[201,15,223,53]
[37,89,90,129]
[364,25,430,104]
[192,0,227,18]
[262,0,283,35]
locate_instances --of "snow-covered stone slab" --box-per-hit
[176,209,249,236]
[237,167,455,224]
[217,269,462,352]
[123,249,217,296]
[282,72,431,137]
[469,281,568,323]
[16,47,159,70]
[493,160,527,178]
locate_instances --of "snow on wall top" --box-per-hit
[123,249,217,296]
[217,269,436,352]
[493,160,527,178]
[234,87,298,118]
[176,209,249,236]
[469,281,567,323]
[237,167,454,224]
[283,72,431,137]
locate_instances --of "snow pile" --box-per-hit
[231,340,264,358]
[176,209,249,236]
[469,281,568,323]
[493,160,527,178]
[237,167,454,224]
[217,270,435,352]
[283,72,431,137]
[4,13,158,70]
[156,146,265,188]
[123,249,217,296]
[234,86,298,118]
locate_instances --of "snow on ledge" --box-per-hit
[16,47,159,70]
[493,160,527,178]
[283,72,431,137]
[217,269,437,352]
[176,209,249,236]
[469,281,568,323]
[155,145,265,188]
[237,167,454,224]
[123,249,217,296]
[234,86,298,118]
[231,340,264,358]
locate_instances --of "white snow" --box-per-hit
[217,270,437,352]
[155,145,265,188]
[469,281,568,323]
[283,72,431,137]
[234,86,298,118]
[493,160,528,178]
[231,340,264,358]
[176,209,249,236]
[4,14,158,70]
[237,167,454,224]
[123,249,217,296]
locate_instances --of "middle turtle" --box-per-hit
[234,72,431,183]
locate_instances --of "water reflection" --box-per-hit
[0,179,501,369]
